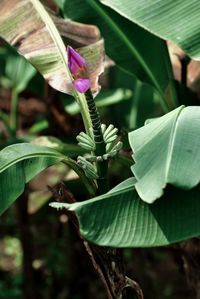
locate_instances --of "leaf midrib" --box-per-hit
[0,151,63,173]
[30,0,91,134]
[30,0,71,79]
[86,0,169,112]
[70,183,135,211]
[165,105,185,182]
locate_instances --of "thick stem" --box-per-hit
[180,56,189,87]
[73,91,92,136]
[50,184,143,299]
[62,157,96,197]
[85,90,109,194]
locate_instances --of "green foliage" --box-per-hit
[63,88,132,115]
[0,143,64,214]
[101,0,200,60]
[0,0,200,254]
[129,106,200,203]
[59,0,177,112]
[0,48,37,134]
[3,54,36,93]
[0,141,96,215]
[104,68,160,130]
[2,1,200,298]
[30,136,86,157]
[51,178,200,247]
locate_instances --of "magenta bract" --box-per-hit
[68,46,86,76]
[67,46,90,93]
[73,78,90,93]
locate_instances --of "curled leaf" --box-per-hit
[0,0,104,94]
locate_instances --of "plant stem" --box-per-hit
[10,88,19,135]
[0,110,9,124]
[180,56,189,87]
[62,157,96,197]
[0,110,12,137]
[73,91,92,136]
[85,90,109,194]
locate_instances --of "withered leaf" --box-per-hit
[0,0,104,94]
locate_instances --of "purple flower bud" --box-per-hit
[73,78,90,93]
[67,46,90,93]
[68,46,86,76]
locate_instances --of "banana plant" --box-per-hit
[1,1,200,298]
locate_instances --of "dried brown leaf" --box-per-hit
[168,40,200,95]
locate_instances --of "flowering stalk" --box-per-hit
[67,47,91,136]
[85,89,108,194]
[68,46,108,194]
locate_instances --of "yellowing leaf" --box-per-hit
[0,0,104,94]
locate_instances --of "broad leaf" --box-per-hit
[129,106,200,203]
[32,136,86,156]
[0,0,104,95]
[0,143,64,214]
[0,143,96,214]
[101,0,200,60]
[59,0,177,111]
[50,178,200,247]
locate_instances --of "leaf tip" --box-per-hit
[49,202,70,210]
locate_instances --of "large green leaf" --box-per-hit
[129,106,200,203]
[59,0,177,111]
[0,143,64,214]
[0,143,96,214]
[30,136,86,157]
[101,0,200,60]
[50,178,200,247]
